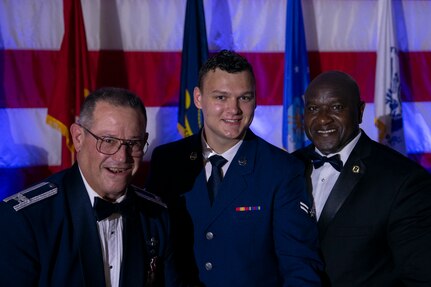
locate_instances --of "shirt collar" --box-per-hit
[201,131,243,164]
[78,167,126,206]
[315,130,362,165]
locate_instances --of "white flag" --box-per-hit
[374,0,406,154]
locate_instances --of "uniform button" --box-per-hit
[205,262,213,271]
[206,232,214,240]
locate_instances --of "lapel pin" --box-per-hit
[190,152,197,160]
[352,165,360,173]
[238,158,247,166]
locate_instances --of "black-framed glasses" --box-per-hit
[79,124,149,157]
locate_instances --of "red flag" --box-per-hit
[46,0,92,170]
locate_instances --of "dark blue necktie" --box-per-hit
[93,196,130,221]
[308,151,343,172]
[207,155,227,205]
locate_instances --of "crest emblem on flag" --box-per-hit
[374,0,406,154]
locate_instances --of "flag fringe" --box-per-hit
[374,117,387,143]
[46,114,74,152]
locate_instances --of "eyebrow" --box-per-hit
[210,90,255,96]
[95,132,145,141]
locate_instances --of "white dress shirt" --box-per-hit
[80,169,125,287]
[201,134,242,181]
[311,132,361,219]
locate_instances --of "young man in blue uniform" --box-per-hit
[147,50,323,286]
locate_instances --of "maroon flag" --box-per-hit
[46,0,92,170]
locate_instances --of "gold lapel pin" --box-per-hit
[352,165,360,173]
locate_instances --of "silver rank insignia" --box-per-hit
[3,182,58,211]
[300,201,316,219]
[133,186,167,208]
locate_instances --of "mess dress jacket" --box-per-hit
[294,132,431,287]
[0,163,182,287]
[147,130,323,287]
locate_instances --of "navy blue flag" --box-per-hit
[282,0,310,152]
[178,0,209,137]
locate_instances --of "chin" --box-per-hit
[105,180,128,191]
[226,128,246,137]
[316,144,337,154]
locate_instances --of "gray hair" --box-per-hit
[78,87,147,128]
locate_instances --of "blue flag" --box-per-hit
[178,0,209,137]
[282,0,310,152]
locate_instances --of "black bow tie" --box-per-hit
[308,151,343,172]
[93,197,130,221]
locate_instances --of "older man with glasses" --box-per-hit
[0,87,192,287]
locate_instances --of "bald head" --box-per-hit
[305,71,361,106]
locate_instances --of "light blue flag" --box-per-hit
[282,0,310,152]
[208,0,233,51]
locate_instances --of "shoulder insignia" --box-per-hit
[300,201,316,219]
[132,185,167,208]
[3,182,58,211]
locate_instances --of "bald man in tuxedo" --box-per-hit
[294,71,431,286]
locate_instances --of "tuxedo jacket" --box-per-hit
[294,132,431,287]
[147,130,323,287]
[0,164,182,287]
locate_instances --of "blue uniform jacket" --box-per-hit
[0,164,183,287]
[147,130,323,287]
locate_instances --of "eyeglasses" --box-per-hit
[79,125,148,157]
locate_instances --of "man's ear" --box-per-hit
[193,87,202,109]
[359,101,366,124]
[70,123,84,152]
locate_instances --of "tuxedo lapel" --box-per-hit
[65,164,106,286]
[318,135,369,237]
